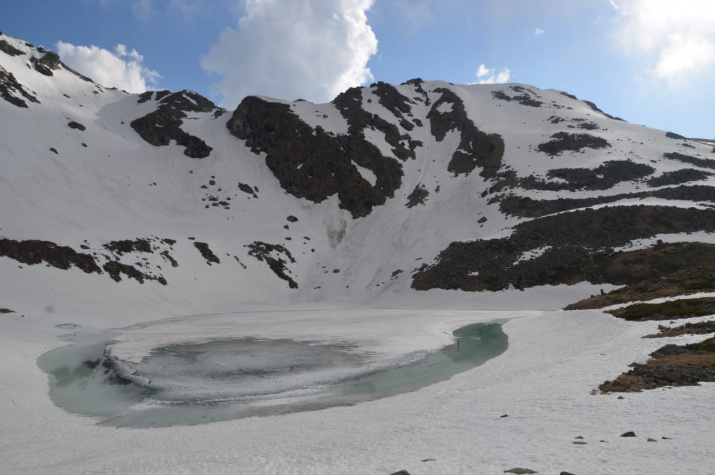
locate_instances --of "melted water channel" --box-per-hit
[38,323,507,428]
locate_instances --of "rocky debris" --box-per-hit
[645,320,715,338]
[389,471,411,475]
[537,132,610,156]
[130,90,218,158]
[246,241,298,288]
[413,207,715,292]
[504,468,538,474]
[600,336,715,392]
[286,215,298,223]
[0,238,101,274]
[67,121,86,131]
[647,168,711,187]
[238,182,257,197]
[428,87,504,178]
[664,151,715,171]
[568,119,599,130]
[0,39,23,56]
[228,95,403,218]
[607,297,715,322]
[193,241,220,265]
[566,259,715,309]
[406,183,429,208]
[491,86,543,107]
[0,308,15,314]
[620,432,637,437]
[49,148,58,154]
[0,68,40,108]
[666,131,687,140]
[160,250,179,267]
[104,238,153,255]
[103,260,166,285]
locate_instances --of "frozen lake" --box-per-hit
[38,315,507,428]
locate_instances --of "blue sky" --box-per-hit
[2,0,714,138]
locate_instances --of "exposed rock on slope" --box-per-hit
[131,90,220,158]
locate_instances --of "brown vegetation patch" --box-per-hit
[599,336,715,392]
[645,320,715,338]
[566,256,715,309]
[607,298,715,322]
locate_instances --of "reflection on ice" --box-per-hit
[39,322,507,428]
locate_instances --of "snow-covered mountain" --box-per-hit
[3,31,715,320]
[4,31,715,475]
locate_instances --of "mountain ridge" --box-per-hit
[2,31,715,319]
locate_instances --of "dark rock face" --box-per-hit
[0,238,101,274]
[413,206,715,292]
[560,91,624,121]
[334,86,420,161]
[491,86,543,107]
[68,121,86,131]
[647,168,710,187]
[228,95,403,218]
[104,238,152,255]
[194,241,220,265]
[130,90,219,158]
[537,132,610,156]
[428,88,504,178]
[522,160,653,192]
[0,69,40,108]
[499,184,715,218]
[0,39,24,57]
[406,183,429,208]
[246,241,298,288]
[664,152,715,170]
[666,131,687,140]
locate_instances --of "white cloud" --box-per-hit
[201,0,378,106]
[614,0,715,87]
[472,64,511,84]
[56,42,161,93]
[535,28,544,36]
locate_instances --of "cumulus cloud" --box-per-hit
[56,41,161,93]
[472,64,511,84]
[614,0,715,87]
[201,0,378,106]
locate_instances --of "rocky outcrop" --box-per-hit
[0,238,101,274]
[406,184,429,208]
[0,39,23,57]
[194,241,220,265]
[413,206,715,292]
[428,88,504,178]
[664,152,715,170]
[246,241,298,288]
[130,90,218,158]
[537,132,610,156]
[32,51,61,76]
[0,69,40,108]
[228,95,403,218]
